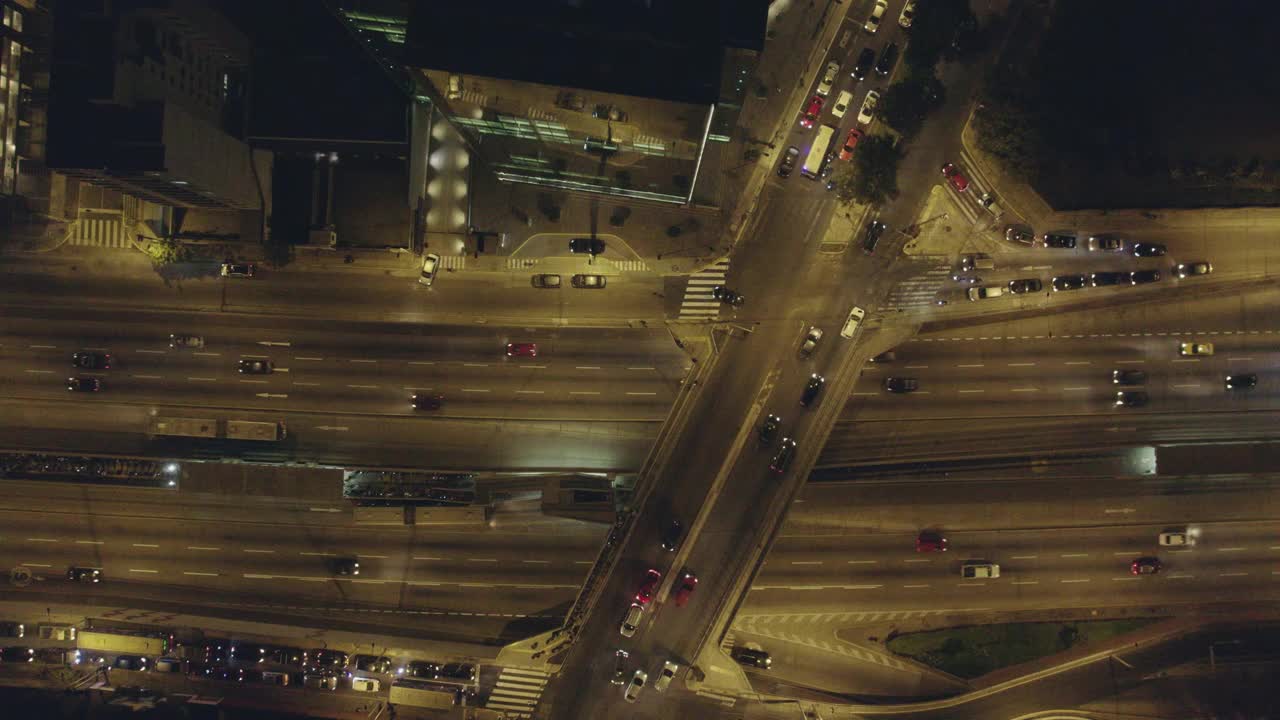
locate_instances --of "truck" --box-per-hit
[415,505,488,527]
[388,682,457,709]
[353,506,408,526]
[151,418,287,441]
[77,629,173,656]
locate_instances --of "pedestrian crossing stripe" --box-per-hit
[678,258,730,320]
[485,666,550,718]
[608,259,650,272]
[69,218,127,248]
[434,255,467,270]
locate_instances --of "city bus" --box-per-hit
[800,124,837,179]
[76,629,173,657]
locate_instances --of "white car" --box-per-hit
[864,0,888,33]
[619,603,643,638]
[840,306,866,339]
[961,561,1000,579]
[857,90,880,125]
[831,90,853,119]
[624,669,648,702]
[967,286,1004,301]
[817,61,840,96]
[419,252,441,286]
[1179,342,1214,356]
[898,0,917,28]
[1158,528,1194,546]
[654,661,679,692]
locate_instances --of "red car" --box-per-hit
[1131,557,1161,575]
[506,342,538,358]
[941,163,969,192]
[799,95,824,129]
[838,128,863,161]
[915,531,948,552]
[635,569,661,605]
[673,570,698,607]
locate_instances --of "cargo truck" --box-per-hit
[77,629,173,656]
[388,682,457,709]
[151,418,286,441]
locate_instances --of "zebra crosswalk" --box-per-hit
[69,217,128,249]
[880,256,952,311]
[678,257,730,320]
[484,666,550,718]
[607,259,649,272]
[435,254,467,270]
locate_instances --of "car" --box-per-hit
[799,327,823,357]
[572,274,606,289]
[411,393,443,411]
[967,286,1004,300]
[635,569,661,605]
[1179,342,1214,356]
[884,377,918,393]
[960,561,1000,579]
[1174,262,1212,278]
[1042,232,1077,249]
[1158,528,1193,547]
[624,669,648,703]
[330,557,360,576]
[1225,374,1257,390]
[1132,242,1166,257]
[800,374,825,407]
[350,676,379,691]
[831,90,853,119]
[1091,271,1130,287]
[712,286,744,306]
[960,254,993,272]
[569,238,605,255]
[819,151,836,183]
[1007,278,1042,294]
[0,647,34,663]
[915,531,948,552]
[1005,225,1035,245]
[658,519,685,553]
[506,342,538,357]
[978,192,1002,216]
[611,649,629,685]
[231,643,266,664]
[270,647,305,667]
[862,219,885,254]
[67,566,101,583]
[952,274,981,285]
[0,623,23,639]
[851,47,876,81]
[838,128,863,161]
[840,306,866,339]
[301,672,336,689]
[220,262,255,277]
[1129,269,1161,284]
[770,438,797,474]
[440,663,476,682]
[207,665,247,682]
[941,163,969,192]
[619,603,643,638]
[202,640,230,664]
[531,274,562,288]
[154,657,184,673]
[418,253,440,286]
[169,334,204,348]
[352,655,393,674]
[72,351,111,370]
[856,90,880,125]
[817,60,840,96]
[863,0,888,33]
[1115,391,1149,407]
[1131,556,1161,575]
[673,571,698,607]
[306,649,348,670]
[758,414,781,446]
[114,654,148,670]
[1086,234,1125,252]
[67,376,101,392]
[799,94,824,128]
[1052,275,1089,292]
[1112,369,1147,385]
[898,0,917,28]
[237,358,273,374]
[404,660,441,679]
[870,351,896,363]
[654,660,679,693]
[778,146,800,177]
[875,42,898,76]
[732,647,772,669]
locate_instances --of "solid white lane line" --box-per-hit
[1007,362,1036,367]
[75,540,103,545]
[350,359,377,364]
[627,367,656,371]
[569,391,600,395]
[135,350,165,355]
[515,390,545,394]
[1063,387,1089,391]
[1216,547,1246,552]
[188,377,217,382]
[184,571,219,577]
[1064,361,1092,365]
[26,538,59,543]
[1010,555,1038,560]
[295,357,324,361]
[187,546,221,551]
[1060,579,1091,583]
[347,384,379,389]
[243,549,275,554]
[132,543,159,548]
[128,569,158,574]
[626,392,657,396]
[132,375,162,379]
[791,561,823,565]
[462,388,491,393]
[957,364,985,368]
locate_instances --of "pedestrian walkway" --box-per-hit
[484,666,550,718]
[605,258,650,272]
[880,256,952,311]
[677,257,730,320]
[435,254,467,270]
[69,217,128,249]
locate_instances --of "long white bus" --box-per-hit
[800,124,837,179]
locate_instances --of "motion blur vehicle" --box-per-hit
[661,519,683,552]
[411,393,443,410]
[1225,374,1257,390]
[67,376,101,392]
[1132,242,1167,257]
[758,415,781,446]
[624,669,648,703]
[884,377,918,393]
[1086,234,1125,252]
[1179,342,1214,356]
[778,146,800,177]
[72,351,111,370]
[940,163,969,192]
[770,438,797,474]
[1115,391,1149,407]
[506,342,538,357]
[1158,528,1194,546]
[1112,369,1147,385]
[915,531,948,552]
[569,238,605,255]
[169,334,204,348]
[1131,557,1161,575]
[733,647,772,669]
[635,569,661,605]
[330,557,360,576]
[1041,232,1078,249]
[237,359,273,374]
[673,571,698,607]
[799,327,823,357]
[800,374,825,406]
[67,566,101,583]
[1052,275,1089,292]
[1175,262,1212,277]
[220,262,255,277]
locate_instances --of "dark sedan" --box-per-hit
[800,374,825,407]
[1007,278,1042,294]
[237,359,273,374]
[67,376,101,392]
[1052,275,1089,292]
[1225,374,1257,390]
[770,438,797,474]
[72,351,111,370]
[1132,242,1167,257]
[1129,269,1161,284]
[569,238,605,255]
[1091,271,1130,287]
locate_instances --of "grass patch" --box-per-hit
[886,618,1159,679]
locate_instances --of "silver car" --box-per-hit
[624,669,648,702]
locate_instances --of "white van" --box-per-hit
[419,253,441,286]
[961,561,1000,579]
[352,677,381,692]
[840,306,866,339]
